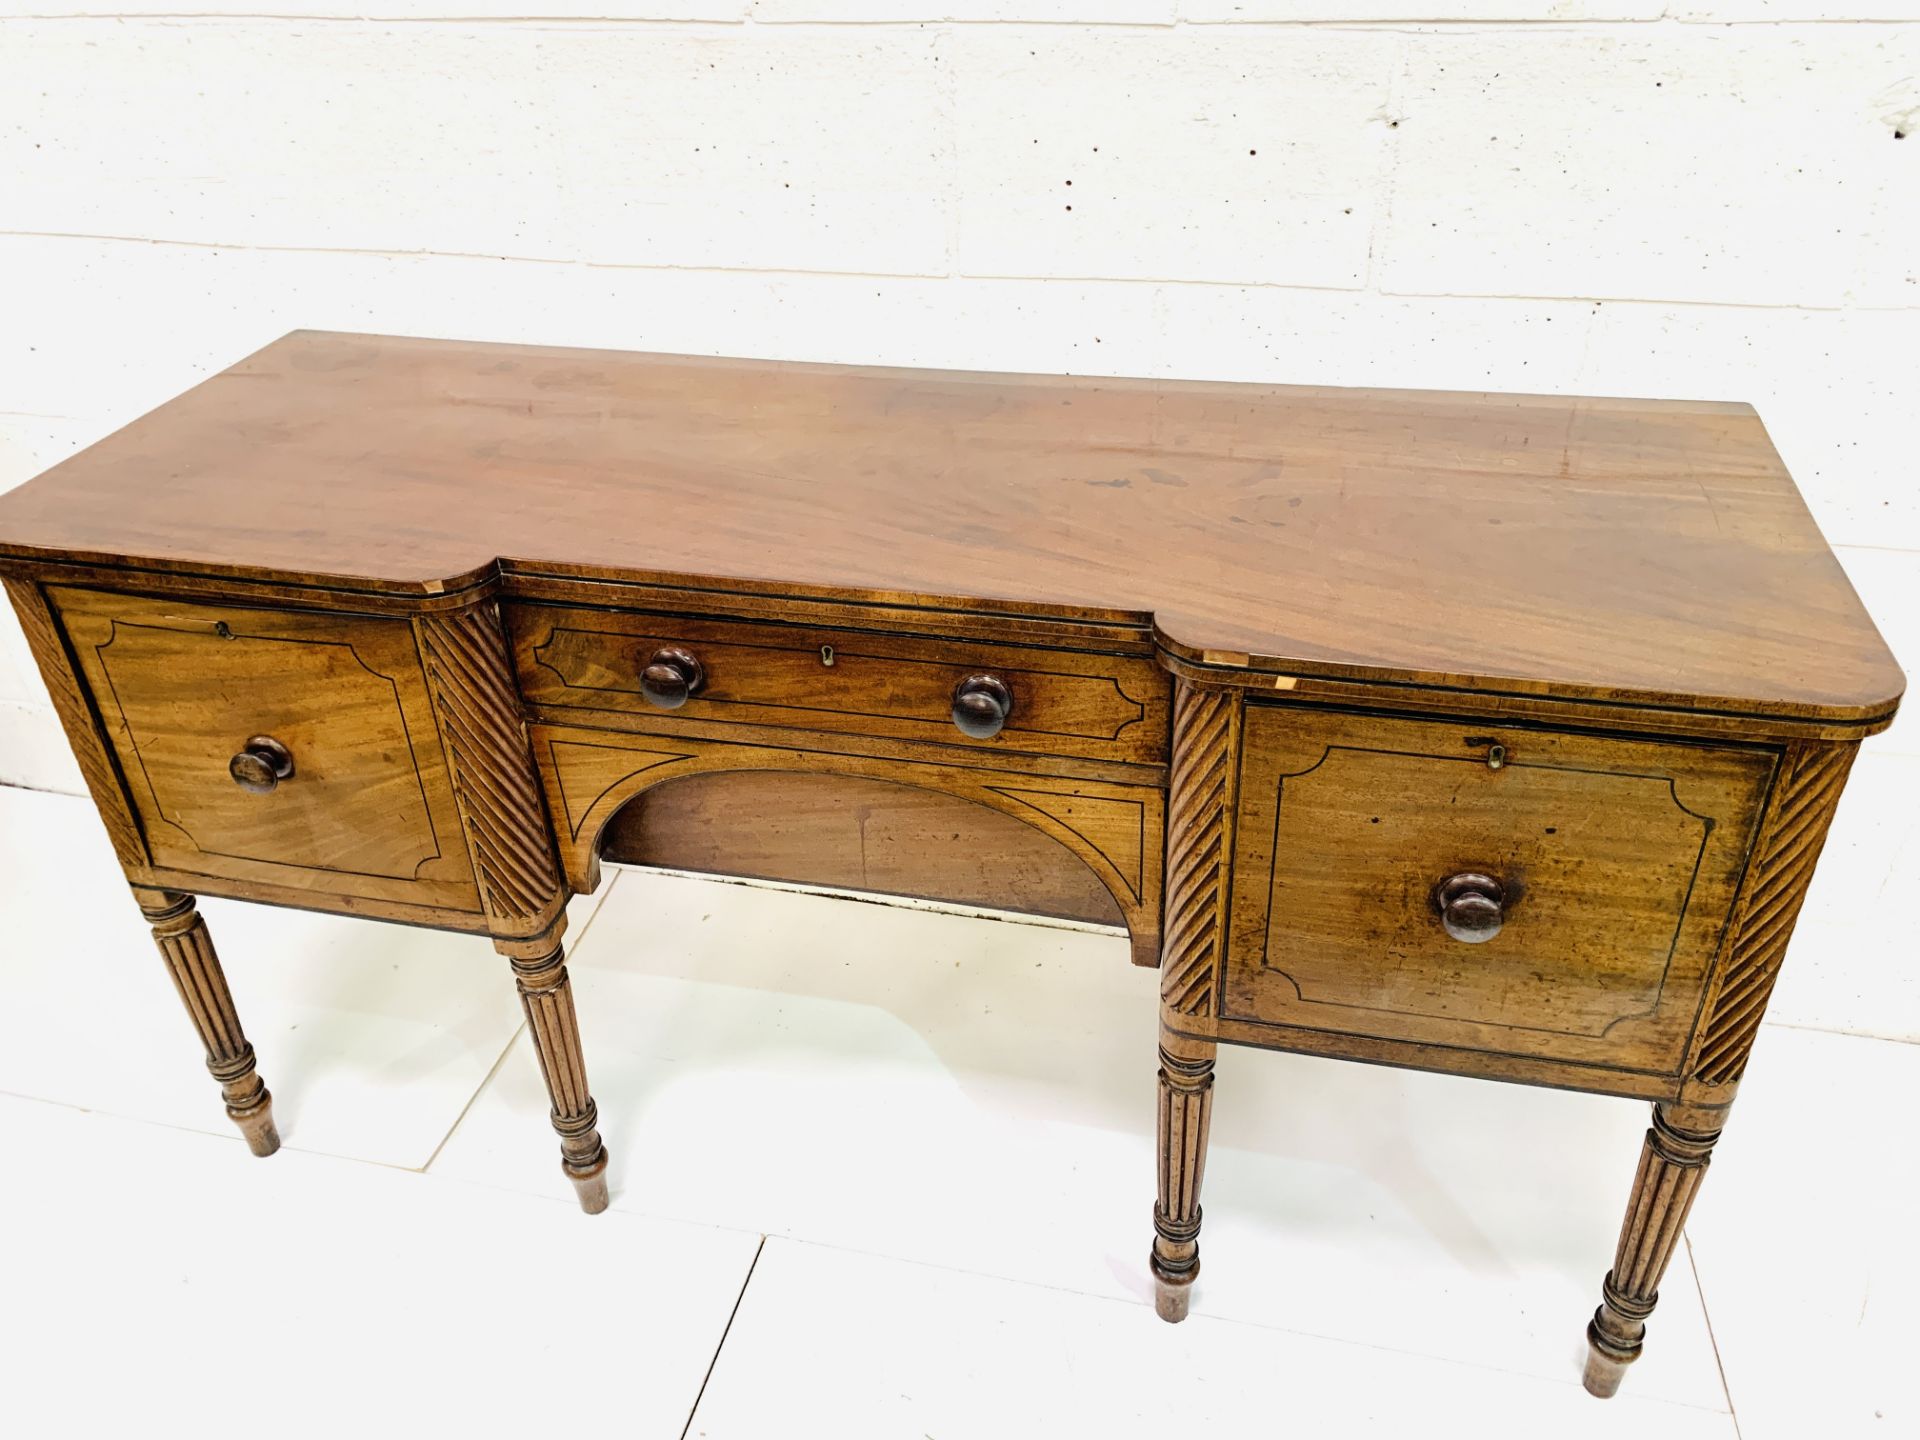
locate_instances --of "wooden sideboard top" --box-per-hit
[0,330,1900,724]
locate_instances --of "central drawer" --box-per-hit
[1218,704,1777,1076]
[505,604,1169,767]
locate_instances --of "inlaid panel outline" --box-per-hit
[545,737,697,840]
[92,619,446,881]
[1235,742,1725,1042]
[984,784,1148,902]
[530,624,1149,741]
[539,729,1155,929]
[1163,1011,1687,1086]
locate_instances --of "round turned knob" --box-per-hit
[951,674,1014,740]
[229,735,294,794]
[1433,872,1506,943]
[639,647,705,710]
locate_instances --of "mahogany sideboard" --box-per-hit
[0,332,1901,1399]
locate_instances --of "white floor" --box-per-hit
[0,785,1913,1439]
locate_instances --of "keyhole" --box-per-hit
[1463,735,1507,769]
[820,645,835,668]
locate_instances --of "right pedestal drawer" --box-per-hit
[1221,705,1777,1077]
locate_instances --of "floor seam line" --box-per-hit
[0,1086,474,1177]
[755,1230,1732,1414]
[417,1018,527,1175]
[681,1233,767,1440]
[1687,1231,1743,1436]
[1760,1018,1918,1047]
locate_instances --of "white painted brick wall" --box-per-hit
[1383,25,1918,306]
[1,9,1914,1036]
[951,26,1395,284]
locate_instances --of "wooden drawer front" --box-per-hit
[1223,706,1775,1076]
[507,605,1168,766]
[52,588,480,912]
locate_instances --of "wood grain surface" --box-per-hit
[1221,703,1775,1075]
[0,331,1900,724]
[506,601,1170,767]
[531,721,1164,965]
[51,586,481,913]
[0,332,1896,1397]
[599,769,1127,928]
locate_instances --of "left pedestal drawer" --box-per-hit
[49,587,481,913]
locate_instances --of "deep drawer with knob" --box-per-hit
[48,587,480,911]
[505,604,1170,767]
[1215,704,1777,1076]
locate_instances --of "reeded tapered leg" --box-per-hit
[505,940,609,1215]
[1584,1103,1722,1397]
[136,888,279,1157]
[1151,1026,1216,1322]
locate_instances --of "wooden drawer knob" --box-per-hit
[951,674,1014,739]
[1433,872,1505,943]
[229,734,295,793]
[640,647,705,709]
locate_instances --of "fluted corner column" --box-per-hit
[1584,1103,1721,1398]
[135,888,279,1157]
[1151,1025,1217,1323]
[504,939,609,1215]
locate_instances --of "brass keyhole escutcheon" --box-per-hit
[1463,736,1508,770]
[821,645,836,668]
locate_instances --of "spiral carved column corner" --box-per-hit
[1688,741,1857,1095]
[418,601,610,1213]
[509,943,610,1215]
[136,889,279,1157]
[1581,741,1859,1397]
[415,602,568,939]
[1583,1106,1721,1398]
[1159,680,1241,1025]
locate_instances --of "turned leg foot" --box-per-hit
[137,888,280,1156]
[507,941,609,1215]
[1152,1028,1216,1323]
[1583,1103,1720,1398]
[1152,1260,1197,1324]
[225,1070,281,1157]
[1582,1327,1637,1400]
